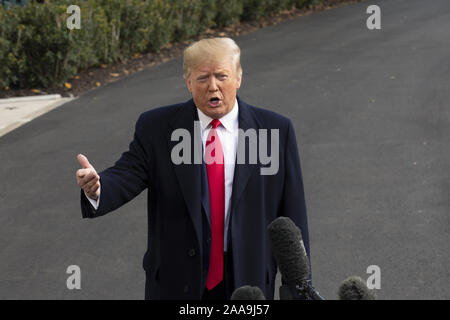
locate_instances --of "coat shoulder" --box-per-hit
[244,102,292,130]
[135,100,192,132]
[138,101,186,123]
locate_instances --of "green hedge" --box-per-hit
[242,0,314,20]
[0,0,322,89]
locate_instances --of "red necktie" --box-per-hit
[205,119,225,290]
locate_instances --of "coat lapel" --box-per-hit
[230,96,261,213]
[201,160,211,226]
[167,99,204,244]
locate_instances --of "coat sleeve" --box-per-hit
[279,119,311,265]
[81,115,150,218]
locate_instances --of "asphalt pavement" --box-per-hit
[1,0,449,299]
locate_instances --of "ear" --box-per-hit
[185,75,193,93]
[235,74,242,90]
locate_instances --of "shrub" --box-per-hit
[0,2,76,88]
[214,0,244,27]
[0,0,324,89]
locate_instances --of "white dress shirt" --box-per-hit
[86,99,240,251]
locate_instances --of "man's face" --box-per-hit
[186,58,241,119]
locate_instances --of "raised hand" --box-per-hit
[76,154,100,200]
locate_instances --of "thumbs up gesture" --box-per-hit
[76,154,100,200]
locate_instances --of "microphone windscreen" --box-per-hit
[231,286,266,300]
[267,217,310,284]
[338,276,376,300]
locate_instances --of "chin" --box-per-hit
[206,107,226,118]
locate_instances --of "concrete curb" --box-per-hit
[0,94,64,104]
[0,95,76,137]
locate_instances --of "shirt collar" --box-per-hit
[196,98,239,133]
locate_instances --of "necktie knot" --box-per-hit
[210,119,221,129]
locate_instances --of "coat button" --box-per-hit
[184,285,190,294]
[188,249,196,257]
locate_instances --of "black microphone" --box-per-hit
[338,276,376,300]
[268,216,324,300]
[231,285,266,300]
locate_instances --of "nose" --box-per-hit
[208,76,218,91]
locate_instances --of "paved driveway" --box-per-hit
[1,0,449,299]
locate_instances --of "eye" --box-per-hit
[197,75,208,82]
[217,74,228,80]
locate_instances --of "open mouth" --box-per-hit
[208,97,221,107]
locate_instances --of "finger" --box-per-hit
[76,168,88,179]
[84,177,99,190]
[80,171,99,188]
[76,170,89,187]
[77,154,92,169]
[76,168,96,183]
[86,185,100,200]
[79,170,94,185]
[89,182,100,195]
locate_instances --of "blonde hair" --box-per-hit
[183,37,242,79]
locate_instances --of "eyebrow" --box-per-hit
[196,71,229,79]
[196,75,209,80]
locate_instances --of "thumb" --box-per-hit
[77,154,92,169]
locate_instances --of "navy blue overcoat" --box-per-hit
[81,96,310,299]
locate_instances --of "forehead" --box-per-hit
[192,57,235,74]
